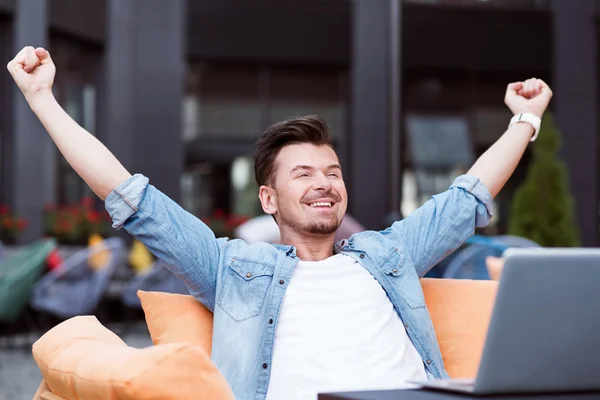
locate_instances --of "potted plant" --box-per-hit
[0,204,28,245]
[44,197,113,245]
[508,113,579,247]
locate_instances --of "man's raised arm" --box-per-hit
[468,78,552,198]
[6,46,131,199]
[384,78,552,277]
[7,46,223,310]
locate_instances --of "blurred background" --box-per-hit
[0,0,597,397]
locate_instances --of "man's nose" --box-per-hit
[313,172,332,191]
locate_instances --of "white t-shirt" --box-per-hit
[265,254,427,400]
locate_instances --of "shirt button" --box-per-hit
[268,319,273,324]
[246,272,252,278]
[359,254,365,259]
[262,363,268,369]
[392,269,398,273]
[279,280,285,285]
[426,359,431,365]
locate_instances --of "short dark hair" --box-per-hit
[254,115,333,187]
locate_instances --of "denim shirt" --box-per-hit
[105,174,493,400]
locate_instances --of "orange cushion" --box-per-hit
[32,380,53,400]
[421,278,498,379]
[138,290,214,355]
[486,256,505,281]
[32,315,234,400]
[137,279,497,381]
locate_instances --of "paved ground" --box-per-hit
[0,323,152,400]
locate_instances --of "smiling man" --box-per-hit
[8,46,552,400]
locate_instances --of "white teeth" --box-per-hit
[310,202,332,208]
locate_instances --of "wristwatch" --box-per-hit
[508,113,541,142]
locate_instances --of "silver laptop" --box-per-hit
[413,248,600,395]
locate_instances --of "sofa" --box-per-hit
[31,278,498,400]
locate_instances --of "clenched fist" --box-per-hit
[6,46,55,101]
[504,78,552,118]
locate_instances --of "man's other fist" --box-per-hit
[6,46,56,101]
[504,78,552,118]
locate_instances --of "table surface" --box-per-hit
[318,389,600,400]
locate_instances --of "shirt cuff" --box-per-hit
[104,174,150,230]
[450,174,494,222]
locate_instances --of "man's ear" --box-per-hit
[259,185,277,216]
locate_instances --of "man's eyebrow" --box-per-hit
[290,165,314,174]
[290,164,342,174]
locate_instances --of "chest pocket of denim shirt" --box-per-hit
[380,247,426,310]
[217,257,275,322]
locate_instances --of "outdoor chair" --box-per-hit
[121,259,189,309]
[442,234,540,279]
[0,238,57,324]
[31,237,127,320]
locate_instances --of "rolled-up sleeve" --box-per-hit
[384,174,494,277]
[104,173,222,311]
[105,174,150,229]
[449,174,494,227]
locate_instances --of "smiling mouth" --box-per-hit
[307,201,334,208]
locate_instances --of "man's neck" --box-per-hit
[279,231,336,261]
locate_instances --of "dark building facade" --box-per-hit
[0,0,597,246]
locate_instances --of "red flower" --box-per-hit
[46,249,63,271]
[213,209,225,219]
[86,210,100,223]
[0,204,9,215]
[58,220,72,233]
[81,196,94,208]
[16,218,27,231]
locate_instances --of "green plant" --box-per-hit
[0,204,27,243]
[44,197,112,244]
[508,113,579,247]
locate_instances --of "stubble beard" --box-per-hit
[280,213,340,235]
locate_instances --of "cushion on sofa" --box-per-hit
[32,314,126,396]
[138,289,213,354]
[138,279,498,380]
[485,256,505,281]
[32,315,233,400]
[421,278,498,379]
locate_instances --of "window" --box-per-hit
[184,64,348,141]
[402,114,473,213]
[269,68,347,142]
[180,158,261,220]
[230,156,261,218]
[54,83,97,205]
[183,63,349,222]
[184,64,264,140]
[50,35,101,206]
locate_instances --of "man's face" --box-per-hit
[261,143,348,236]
